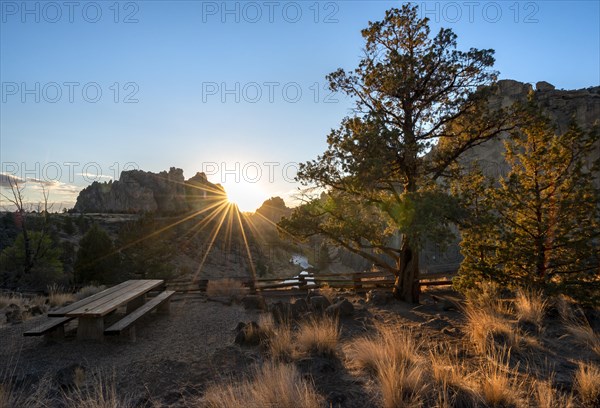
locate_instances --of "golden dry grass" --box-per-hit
[376,359,427,408]
[534,378,574,408]
[345,324,421,375]
[463,301,521,354]
[201,361,324,408]
[296,314,340,356]
[514,289,547,329]
[574,362,600,407]
[267,321,295,360]
[344,324,429,407]
[560,303,600,357]
[0,293,28,309]
[48,291,76,307]
[477,351,520,407]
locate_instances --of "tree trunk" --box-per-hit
[393,238,420,303]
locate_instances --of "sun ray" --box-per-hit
[191,202,234,281]
[233,205,257,285]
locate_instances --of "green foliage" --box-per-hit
[75,224,121,284]
[455,104,600,304]
[0,231,64,290]
[62,215,76,235]
[117,214,175,280]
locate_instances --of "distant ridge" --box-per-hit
[73,167,226,213]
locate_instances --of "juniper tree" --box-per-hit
[279,4,513,302]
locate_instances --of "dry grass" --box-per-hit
[514,289,547,329]
[463,301,521,354]
[267,321,295,360]
[429,345,472,390]
[61,372,136,408]
[296,315,340,356]
[344,324,429,407]
[75,285,106,300]
[534,378,574,408]
[345,324,421,375]
[48,291,76,307]
[201,361,324,408]
[318,287,337,303]
[560,303,600,357]
[477,348,521,407]
[377,359,427,408]
[574,362,600,407]
[206,278,247,300]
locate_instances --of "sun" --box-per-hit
[222,181,266,213]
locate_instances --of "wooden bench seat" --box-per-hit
[24,316,73,338]
[104,291,175,339]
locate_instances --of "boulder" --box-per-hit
[308,296,331,312]
[5,304,24,324]
[326,299,354,318]
[30,304,46,316]
[241,295,266,310]
[234,321,262,346]
[536,81,555,92]
[366,290,394,306]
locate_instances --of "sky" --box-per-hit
[1,0,599,212]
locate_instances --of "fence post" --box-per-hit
[353,273,362,291]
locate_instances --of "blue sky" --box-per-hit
[1,0,599,211]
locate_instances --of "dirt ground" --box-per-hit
[1,288,599,407]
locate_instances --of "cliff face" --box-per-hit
[461,80,600,182]
[421,80,600,274]
[74,168,226,213]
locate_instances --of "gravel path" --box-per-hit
[1,294,259,405]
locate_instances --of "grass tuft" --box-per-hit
[296,315,340,356]
[202,361,324,408]
[574,362,600,407]
[514,289,547,330]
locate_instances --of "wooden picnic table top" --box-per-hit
[48,279,164,318]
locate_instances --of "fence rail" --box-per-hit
[166,270,456,294]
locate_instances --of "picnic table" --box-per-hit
[46,279,168,340]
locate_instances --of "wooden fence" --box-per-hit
[167,270,455,295]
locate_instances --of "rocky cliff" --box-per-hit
[73,168,226,213]
[461,80,600,182]
[422,80,600,274]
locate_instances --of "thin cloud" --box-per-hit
[0,173,24,187]
[76,172,114,180]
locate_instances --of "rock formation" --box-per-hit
[462,80,600,183]
[74,167,226,213]
[424,79,600,273]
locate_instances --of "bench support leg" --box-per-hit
[77,317,104,341]
[126,295,146,314]
[44,325,65,341]
[157,299,171,314]
[124,326,136,342]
